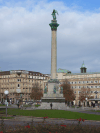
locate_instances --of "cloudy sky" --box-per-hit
[0,0,100,74]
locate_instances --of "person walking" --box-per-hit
[17,102,19,109]
[50,103,53,109]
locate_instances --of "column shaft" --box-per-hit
[51,30,57,79]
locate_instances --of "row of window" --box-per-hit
[72,86,100,89]
[70,80,100,84]
[1,76,46,79]
[1,79,44,83]
[1,93,30,96]
[1,80,42,86]
[75,91,100,94]
[17,84,42,87]
[1,73,45,78]
[1,87,42,90]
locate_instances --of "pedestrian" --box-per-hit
[50,103,53,109]
[93,103,95,108]
[17,102,19,109]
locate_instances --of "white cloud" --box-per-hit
[0,0,100,74]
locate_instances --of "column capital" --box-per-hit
[49,20,59,31]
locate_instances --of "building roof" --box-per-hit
[81,61,86,68]
[0,71,10,75]
[57,68,71,73]
[65,72,100,76]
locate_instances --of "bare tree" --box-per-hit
[78,87,92,106]
[60,79,75,106]
[30,82,43,102]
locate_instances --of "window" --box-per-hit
[20,79,21,82]
[17,79,19,82]
[75,82,76,84]
[91,91,93,93]
[91,81,93,83]
[79,86,80,88]
[94,81,97,83]
[79,81,80,84]
[83,81,84,83]
[72,86,73,88]
[18,84,20,87]
[91,86,93,88]
[74,91,76,93]
[72,82,73,84]
[95,86,97,88]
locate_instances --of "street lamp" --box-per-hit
[85,98,87,107]
[4,90,9,118]
[94,91,98,99]
[94,91,98,107]
[16,89,23,108]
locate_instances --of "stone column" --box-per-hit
[51,30,57,79]
[49,19,59,79]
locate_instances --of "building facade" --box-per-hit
[1,62,100,106]
[0,70,50,104]
[57,62,100,106]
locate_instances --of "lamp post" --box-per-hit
[94,91,98,99]
[85,98,87,107]
[4,90,9,118]
[16,89,23,108]
[94,91,98,108]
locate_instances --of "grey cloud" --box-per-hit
[0,1,100,74]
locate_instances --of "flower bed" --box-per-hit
[0,117,100,133]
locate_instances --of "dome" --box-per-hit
[81,61,86,68]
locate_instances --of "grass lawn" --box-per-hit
[4,108,100,121]
[23,104,32,107]
[0,104,11,107]
[35,104,41,107]
[0,104,5,106]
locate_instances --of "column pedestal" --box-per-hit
[32,80,67,110]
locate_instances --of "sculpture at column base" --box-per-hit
[32,79,68,110]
